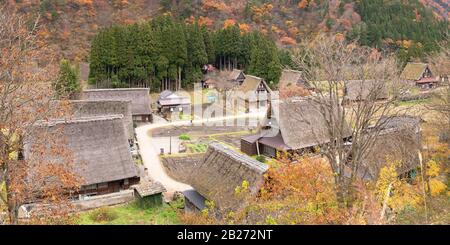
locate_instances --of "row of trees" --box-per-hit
[89,16,285,91]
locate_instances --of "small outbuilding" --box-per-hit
[157,90,191,117]
[132,179,166,208]
[82,88,152,122]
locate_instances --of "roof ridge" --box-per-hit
[209,142,269,173]
[84,88,149,92]
[37,114,124,126]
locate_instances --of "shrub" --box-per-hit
[89,207,118,222]
[256,155,266,163]
[179,134,191,141]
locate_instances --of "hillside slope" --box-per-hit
[5,0,448,62]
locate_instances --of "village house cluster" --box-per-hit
[12,60,445,219]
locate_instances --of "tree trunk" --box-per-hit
[5,162,19,224]
[178,66,182,90]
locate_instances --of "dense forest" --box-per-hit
[349,0,448,64]
[89,16,285,91]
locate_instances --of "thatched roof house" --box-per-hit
[241,98,351,157]
[344,80,389,101]
[400,62,438,89]
[187,142,269,210]
[228,69,246,85]
[23,115,139,195]
[237,75,272,111]
[202,70,245,90]
[278,69,311,99]
[82,88,152,121]
[357,116,422,181]
[51,100,134,142]
[238,75,272,95]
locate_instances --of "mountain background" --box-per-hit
[3,0,449,62]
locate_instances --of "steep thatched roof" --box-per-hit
[51,100,134,141]
[358,116,422,180]
[82,88,151,116]
[228,69,245,81]
[268,98,351,150]
[400,62,430,81]
[344,80,389,101]
[278,69,308,88]
[24,115,138,186]
[188,142,268,209]
[379,115,421,131]
[204,70,243,91]
[238,75,272,100]
[278,69,311,99]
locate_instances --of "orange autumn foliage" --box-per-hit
[202,0,231,13]
[223,19,236,29]
[76,0,93,6]
[199,16,214,27]
[280,36,297,45]
[335,33,345,42]
[298,0,308,9]
[239,23,250,33]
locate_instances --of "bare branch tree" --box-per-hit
[0,8,82,224]
[426,42,450,143]
[292,34,413,205]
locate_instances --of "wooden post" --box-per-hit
[256,140,260,156]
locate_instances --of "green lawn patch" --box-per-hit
[187,143,208,153]
[76,201,181,225]
[396,98,431,107]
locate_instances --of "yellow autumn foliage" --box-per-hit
[429,179,446,197]
[376,162,422,211]
[426,160,440,177]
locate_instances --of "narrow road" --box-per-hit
[135,111,266,196]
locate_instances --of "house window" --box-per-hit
[124,179,129,186]
[263,146,276,158]
[98,183,108,189]
[83,184,97,191]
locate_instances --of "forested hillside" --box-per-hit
[5,0,448,77]
[349,0,448,64]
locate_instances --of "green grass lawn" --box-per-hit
[187,143,208,153]
[396,98,432,107]
[76,201,182,225]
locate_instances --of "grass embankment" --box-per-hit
[76,200,182,225]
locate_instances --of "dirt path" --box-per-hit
[135,111,266,197]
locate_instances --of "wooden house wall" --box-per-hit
[240,139,257,156]
[80,177,140,196]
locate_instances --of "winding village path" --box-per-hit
[135,111,266,199]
